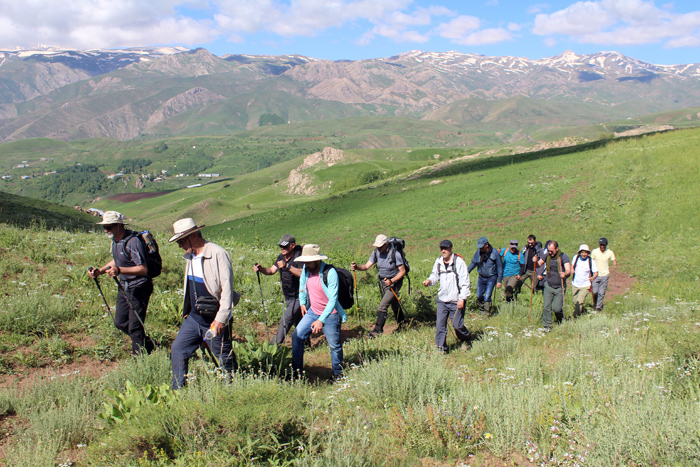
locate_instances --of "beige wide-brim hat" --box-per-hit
[578,244,591,253]
[296,244,328,262]
[97,211,127,225]
[169,218,206,243]
[373,234,388,248]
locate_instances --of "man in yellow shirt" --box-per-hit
[590,237,617,311]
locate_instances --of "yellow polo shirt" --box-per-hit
[591,248,616,277]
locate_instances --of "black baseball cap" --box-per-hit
[599,237,608,245]
[439,239,453,249]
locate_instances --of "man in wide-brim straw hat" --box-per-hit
[88,211,154,355]
[292,244,347,381]
[570,244,598,318]
[169,218,240,389]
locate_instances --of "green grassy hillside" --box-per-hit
[212,129,700,298]
[0,191,98,230]
[0,128,699,465]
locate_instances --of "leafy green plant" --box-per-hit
[98,380,179,426]
[232,335,292,376]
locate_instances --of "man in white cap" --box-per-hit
[571,244,599,318]
[292,244,347,380]
[168,218,240,389]
[351,234,406,337]
[253,234,303,344]
[89,211,154,355]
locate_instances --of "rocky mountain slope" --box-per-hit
[0,47,699,142]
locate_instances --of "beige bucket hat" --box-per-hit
[97,211,127,225]
[295,244,328,262]
[169,218,206,243]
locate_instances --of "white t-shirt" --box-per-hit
[571,254,598,288]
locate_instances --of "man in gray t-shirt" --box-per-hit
[351,234,406,338]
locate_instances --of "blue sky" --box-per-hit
[1,0,700,64]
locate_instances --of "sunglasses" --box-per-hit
[102,224,117,231]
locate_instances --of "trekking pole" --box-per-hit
[353,270,362,330]
[201,340,221,369]
[529,274,535,325]
[388,284,409,321]
[111,275,156,347]
[88,267,116,322]
[254,264,271,341]
[559,257,566,321]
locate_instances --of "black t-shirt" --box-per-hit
[524,245,538,271]
[545,252,570,288]
[278,245,302,298]
[111,230,148,287]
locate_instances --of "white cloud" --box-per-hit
[435,16,513,45]
[450,27,514,46]
[435,15,481,40]
[355,4,454,45]
[532,0,700,48]
[0,0,216,49]
[527,3,551,15]
[507,22,522,32]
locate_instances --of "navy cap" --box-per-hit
[439,239,453,249]
[599,237,608,245]
[476,237,489,248]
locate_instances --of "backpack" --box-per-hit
[573,255,593,281]
[437,253,466,289]
[387,237,410,274]
[117,230,162,278]
[322,264,354,309]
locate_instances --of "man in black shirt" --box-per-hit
[536,240,571,330]
[254,234,303,344]
[516,234,541,295]
[88,211,153,355]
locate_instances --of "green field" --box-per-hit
[0,128,699,466]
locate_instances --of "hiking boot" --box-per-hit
[329,374,346,384]
[543,326,552,333]
[460,341,471,351]
[483,302,492,316]
[367,331,382,339]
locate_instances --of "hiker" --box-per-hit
[571,244,598,318]
[516,235,542,295]
[423,240,472,352]
[351,234,406,337]
[169,218,240,390]
[253,234,303,344]
[591,237,617,311]
[88,211,154,355]
[501,240,525,302]
[292,244,347,381]
[467,237,503,315]
[536,241,571,330]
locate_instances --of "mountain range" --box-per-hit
[1,46,699,143]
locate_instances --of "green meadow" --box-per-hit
[0,128,699,465]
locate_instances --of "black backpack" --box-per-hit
[322,264,354,310]
[387,237,410,274]
[573,255,593,281]
[117,230,162,278]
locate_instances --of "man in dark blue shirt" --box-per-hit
[88,211,153,355]
[468,237,503,315]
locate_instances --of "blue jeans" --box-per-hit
[435,300,471,351]
[292,310,343,376]
[477,275,498,303]
[171,315,236,390]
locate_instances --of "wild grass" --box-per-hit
[1,128,700,465]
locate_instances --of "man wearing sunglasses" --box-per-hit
[88,211,154,355]
[254,234,303,344]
